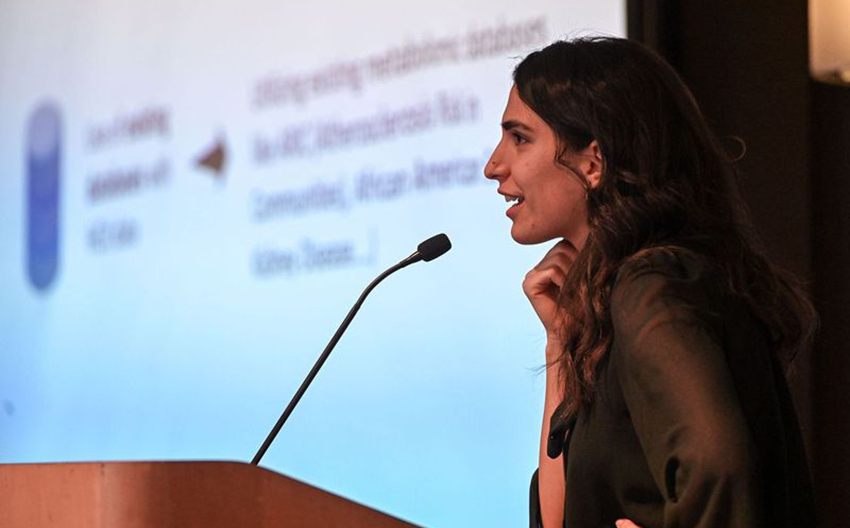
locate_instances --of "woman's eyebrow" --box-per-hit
[501,119,534,133]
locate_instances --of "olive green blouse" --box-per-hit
[530,252,815,527]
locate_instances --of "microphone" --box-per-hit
[398,233,452,267]
[251,233,452,466]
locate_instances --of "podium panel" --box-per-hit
[0,461,420,528]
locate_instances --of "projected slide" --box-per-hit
[0,2,623,526]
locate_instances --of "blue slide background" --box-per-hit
[0,2,623,526]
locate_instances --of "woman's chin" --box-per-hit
[510,225,553,245]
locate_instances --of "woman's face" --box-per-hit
[484,86,594,248]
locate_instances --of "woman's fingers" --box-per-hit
[523,239,580,334]
[534,252,573,274]
[615,519,642,528]
[523,266,568,334]
[531,242,576,284]
[524,265,566,292]
[538,239,577,267]
[532,243,576,280]
[523,271,564,303]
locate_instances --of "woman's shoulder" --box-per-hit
[611,246,725,329]
[614,246,713,286]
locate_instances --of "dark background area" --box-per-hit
[628,1,850,525]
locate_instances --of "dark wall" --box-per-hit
[630,0,811,278]
[811,80,850,528]
[629,1,850,525]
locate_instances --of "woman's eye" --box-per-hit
[512,133,527,145]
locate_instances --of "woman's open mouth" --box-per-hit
[504,194,524,217]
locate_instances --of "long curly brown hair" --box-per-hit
[513,37,817,420]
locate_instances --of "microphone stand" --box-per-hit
[250,252,422,466]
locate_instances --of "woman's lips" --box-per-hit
[506,199,524,219]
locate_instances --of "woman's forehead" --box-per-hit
[502,85,545,130]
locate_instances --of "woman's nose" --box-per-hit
[484,147,505,181]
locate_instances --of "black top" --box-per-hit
[530,252,815,527]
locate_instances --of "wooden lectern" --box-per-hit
[0,461,421,527]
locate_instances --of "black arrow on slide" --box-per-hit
[196,135,227,179]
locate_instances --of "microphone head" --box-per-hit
[417,233,451,262]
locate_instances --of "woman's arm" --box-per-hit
[538,338,565,528]
[611,269,762,528]
[523,240,577,528]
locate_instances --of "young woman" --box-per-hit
[484,38,817,528]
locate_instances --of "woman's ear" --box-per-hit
[583,140,604,189]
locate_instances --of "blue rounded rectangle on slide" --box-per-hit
[26,102,62,292]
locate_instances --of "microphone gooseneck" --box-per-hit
[251,233,452,466]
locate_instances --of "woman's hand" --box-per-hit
[530,240,578,528]
[523,239,578,342]
[615,519,642,528]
